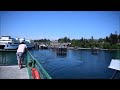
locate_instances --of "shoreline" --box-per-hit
[0,47,119,51]
[67,47,119,51]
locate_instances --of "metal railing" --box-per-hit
[26,50,52,79]
[0,50,52,79]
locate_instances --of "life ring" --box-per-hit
[31,68,41,79]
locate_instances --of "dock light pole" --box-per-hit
[108,59,120,79]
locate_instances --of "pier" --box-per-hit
[49,41,70,55]
[56,47,67,55]
[91,47,100,54]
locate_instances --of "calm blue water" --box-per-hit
[0,49,119,79]
[30,49,120,79]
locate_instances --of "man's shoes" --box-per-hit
[18,67,21,70]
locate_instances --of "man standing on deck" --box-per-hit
[16,41,28,69]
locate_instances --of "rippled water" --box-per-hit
[0,49,120,79]
[30,49,120,79]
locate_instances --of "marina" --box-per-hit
[0,37,120,79]
[0,11,120,79]
[0,36,120,79]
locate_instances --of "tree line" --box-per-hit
[33,33,120,49]
[58,33,120,49]
[34,39,50,42]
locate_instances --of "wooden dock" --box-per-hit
[0,65,29,79]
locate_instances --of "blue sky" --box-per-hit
[0,11,120,40]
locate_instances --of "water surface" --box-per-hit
[30,49,120,79]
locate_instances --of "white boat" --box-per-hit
[0,36,34,50]
[39,44,48,49]
[4,43,19,50]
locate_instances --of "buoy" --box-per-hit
[31,68,40,79]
